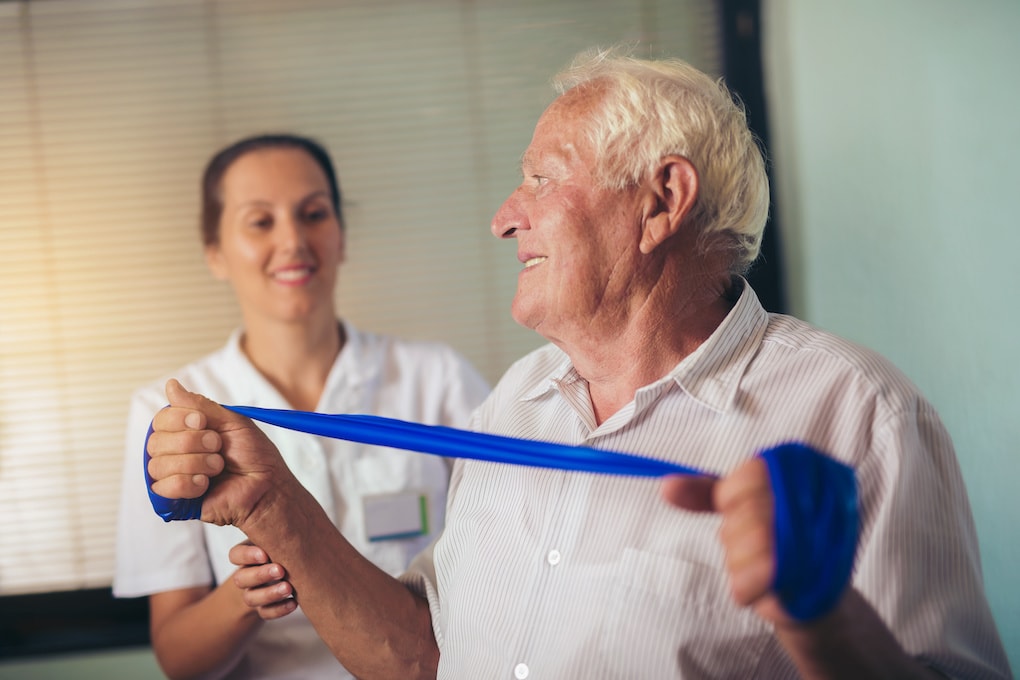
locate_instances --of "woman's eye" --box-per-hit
[250,216,272,229]
[305,209,329,222]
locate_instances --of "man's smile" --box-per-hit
[523,256,547,269]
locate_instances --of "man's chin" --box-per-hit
[510,303,539,333]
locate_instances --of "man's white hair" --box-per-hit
[553,47,770,274]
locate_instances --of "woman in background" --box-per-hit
[113,134,489,680]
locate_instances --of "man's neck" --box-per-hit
[561,274,735,425]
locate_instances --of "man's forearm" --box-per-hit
[240,479,440,680]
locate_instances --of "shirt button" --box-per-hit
[514,662,529,679]
[547,549,561,566]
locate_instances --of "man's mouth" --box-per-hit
[523,256,547,269]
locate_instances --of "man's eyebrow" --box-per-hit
[518,150,532,174]
[520,148,570,174]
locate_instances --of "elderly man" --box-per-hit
[147,49,1010,679]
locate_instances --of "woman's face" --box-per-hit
[205,147,344,326]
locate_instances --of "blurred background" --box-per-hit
[1,0,1016,677]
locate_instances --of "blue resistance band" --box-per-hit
[143,405,858,621]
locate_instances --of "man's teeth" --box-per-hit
[274,268,312,281]
[524,256,547,268]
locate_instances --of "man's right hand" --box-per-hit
[146,378,293,530]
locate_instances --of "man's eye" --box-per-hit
[532,175,548,186]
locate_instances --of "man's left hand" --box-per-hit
[661,458,797,627]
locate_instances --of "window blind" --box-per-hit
[0,0,722,596]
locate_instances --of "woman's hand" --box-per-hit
[229,541,298,621]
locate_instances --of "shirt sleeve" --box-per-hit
[851,401,1011,679]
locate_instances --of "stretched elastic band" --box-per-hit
[143,406,858,620]
[226,406,707,477]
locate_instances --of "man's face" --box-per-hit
[491,91,645,344]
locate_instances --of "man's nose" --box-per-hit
[491,189,527,239]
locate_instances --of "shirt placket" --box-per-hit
[507,468,590,679]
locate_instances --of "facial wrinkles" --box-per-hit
[521,146,572,190]
[584,195,642,326]
[515,94,625,335]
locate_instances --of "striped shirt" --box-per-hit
[403,280,1010,679]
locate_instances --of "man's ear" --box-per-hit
[639,156,699,255]
[204,244,229,281]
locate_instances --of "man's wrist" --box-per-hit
[236,469,304,539]
[774,589,940,680]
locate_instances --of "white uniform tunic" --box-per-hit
[114,321,489,679]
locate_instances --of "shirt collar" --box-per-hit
[662,277,769,413]
[521,351,578,401]
[517,278,769,413]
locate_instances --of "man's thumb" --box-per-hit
[661,474,718,513]
[165,378,202,407]
[164,378,238,431]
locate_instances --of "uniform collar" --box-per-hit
[326,319,382,391]
[222,319,381,410]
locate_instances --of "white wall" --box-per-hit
[764,0,1020,671]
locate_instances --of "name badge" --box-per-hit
[362,491,429,542]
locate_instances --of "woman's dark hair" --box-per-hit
[199,133,344,246]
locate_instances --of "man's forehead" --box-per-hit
[525,92,597,164]
[520,113,584,171]
[520,142,579,173]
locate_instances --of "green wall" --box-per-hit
[0,648,161,680]
[765,0,1020,671]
